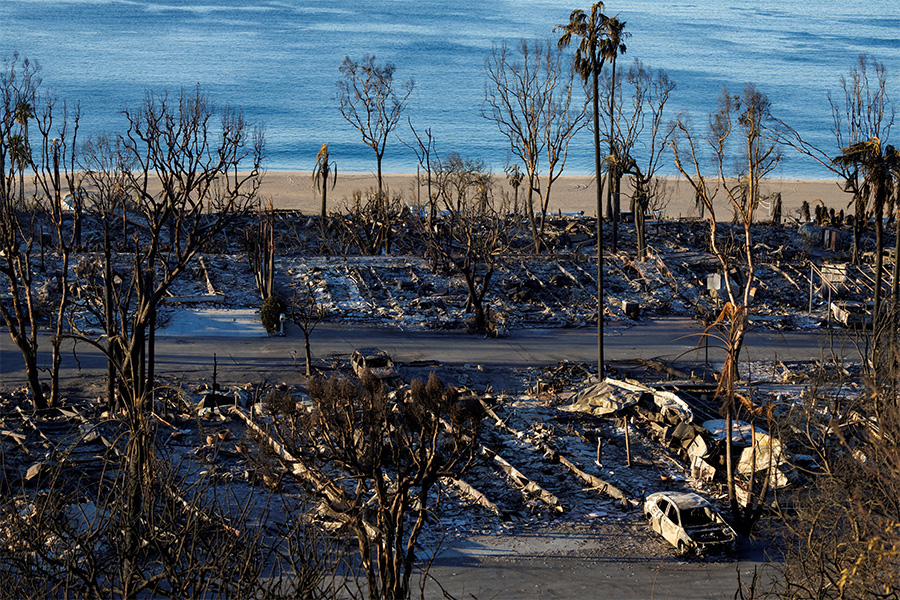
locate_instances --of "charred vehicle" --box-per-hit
[644,491,736,555]
[351,348,396,380]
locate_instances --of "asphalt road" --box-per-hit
[0,316,858,389]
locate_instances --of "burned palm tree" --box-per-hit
[312,142,336,222]
[833,138,899,371]
[6,132,27,208]
[312,143,337,251]
[600,15,628,251]
[557,2,609,377]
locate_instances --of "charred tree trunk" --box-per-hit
[525,179,541,253]
[122,415,151,599]
[103,216,118,411]
[303,331,313,377]
[147,303,156,395]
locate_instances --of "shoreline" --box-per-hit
[259,171,849,220]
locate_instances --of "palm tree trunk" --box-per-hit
[593,66,605,379]
[320,177,328,221]
[608,55,618,253]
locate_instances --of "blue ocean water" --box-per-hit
[1,0,898,178]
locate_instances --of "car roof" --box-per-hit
[647,491,710,509]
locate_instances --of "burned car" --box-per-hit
[644,491,736,555]
[351,348,396,380]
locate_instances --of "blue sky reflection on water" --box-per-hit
[1,0,898,177]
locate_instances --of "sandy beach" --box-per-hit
[259,171,849,220]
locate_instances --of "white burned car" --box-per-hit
[351,348,396,380]
[644,491,736,555]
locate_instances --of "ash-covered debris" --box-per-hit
[0,347,848,569]
[49,209,893,336]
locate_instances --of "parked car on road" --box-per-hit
[644,491,736,555]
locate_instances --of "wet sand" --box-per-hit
[260,171,849,220]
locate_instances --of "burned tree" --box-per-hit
[111,87,263,404]
[312,142,337,249]
[767,369,900,600]
[833,139,898,373]
[776,55,894,265]
[290,373,481,600]
[0,423,342,599]
[777,57,897,377]
[484,39,586,252]
[247,199,276,300]
[669,84,782,535]
[289,279,322,377]
[603,59,674,259]
[312,142,336,222]
[30,94,84,408]
[404,119,438,229]
[80,135,134,412]
[61,89,264,594]
[337,55,413,205]
[0,53,47,411]
[831,56,893,266]
[428,156,511,334]
[336,187,403,256]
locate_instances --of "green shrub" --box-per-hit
[260,294,286,334]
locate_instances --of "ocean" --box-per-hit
[1,0,898,178]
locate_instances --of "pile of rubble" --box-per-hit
[3,349,812,567]
[55,210,895,337]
